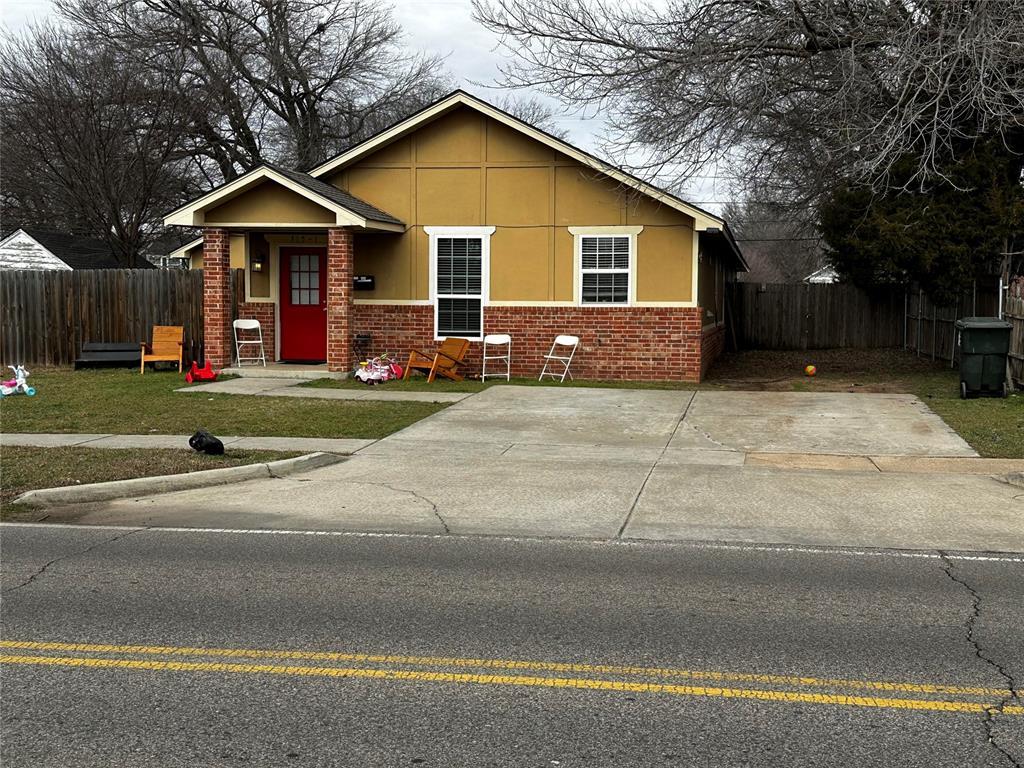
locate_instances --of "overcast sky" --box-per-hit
[0,0,723,207]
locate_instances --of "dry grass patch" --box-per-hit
[0,445,299,510]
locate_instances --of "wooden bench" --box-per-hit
[141,325,184,374]
[74,342,142,369]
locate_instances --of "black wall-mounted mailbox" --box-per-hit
[353,275,375,291]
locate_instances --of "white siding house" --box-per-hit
[0,230,73,270]
[0,229,149,270]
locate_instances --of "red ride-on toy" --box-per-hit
[184,360,218,384]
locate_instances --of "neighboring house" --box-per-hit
[162,237,203,269]
[803,265,840,284]
[144,234,199,268]
[164,90,747,381]
[0,228,154,271]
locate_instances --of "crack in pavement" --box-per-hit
[351,481,450,534]
[1,527,146,595]
[617,394,697,538]
[938,551,1022,768]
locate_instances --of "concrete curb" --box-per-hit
[13,452,346,508]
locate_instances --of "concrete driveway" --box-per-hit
[56,387,1024,552]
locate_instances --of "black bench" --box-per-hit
[74,342,142,369]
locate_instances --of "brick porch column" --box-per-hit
[326,227,354,372]
[202,227,232,368]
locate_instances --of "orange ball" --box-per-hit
[804,365,817,377]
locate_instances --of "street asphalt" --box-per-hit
[2,523,1022,767]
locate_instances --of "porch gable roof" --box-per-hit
[164,164,404,230]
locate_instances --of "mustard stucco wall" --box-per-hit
[330,106,696,303]
[205,181,336,225]
[186,245,204,270]
[187,237,244,270]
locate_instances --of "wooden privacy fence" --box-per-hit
[903,284,1000,365]
[1005,279,1024,388]
[729,283,905,350]
[0,269,205,367]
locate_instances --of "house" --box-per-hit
[804,265,839,284]
[144,234,201,268]
[164,90,747,381]
[0,229,152,271]
[161,237,203,269]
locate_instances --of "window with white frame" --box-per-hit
[427,226,492,339]
[580,235,630,303]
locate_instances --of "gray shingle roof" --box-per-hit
[23,229,155,270]
[267,164,404,226]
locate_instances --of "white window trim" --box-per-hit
[425,225,494,341]
[570,226,642,307]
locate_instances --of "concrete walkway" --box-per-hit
[177,377,469,403]
[19,387,1024,552]
[0,432,375,454]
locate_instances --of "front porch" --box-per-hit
[203,226,359,372]
[162,164,407,373]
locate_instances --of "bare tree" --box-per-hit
[493,94,569,139]
[0,27,194,265]
[59,0,454,178]
[472,0,1024,204]
[722,200,823,283]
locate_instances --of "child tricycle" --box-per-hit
[0,365,36,397]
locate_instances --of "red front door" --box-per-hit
[279,247,327,362]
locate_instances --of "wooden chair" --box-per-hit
[140,325,184,374]
[404,338,471,383]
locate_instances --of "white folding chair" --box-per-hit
[539,334,578,382]
[233,319,266,367]
[482,334,512,381]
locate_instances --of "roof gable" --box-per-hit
[164,165,404,230]
[0,228,143,270]
[309,90,725,232]
[0,230,71,270]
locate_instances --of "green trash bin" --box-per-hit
[955,317,1012,399]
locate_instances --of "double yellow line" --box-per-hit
[2,640,1020,715]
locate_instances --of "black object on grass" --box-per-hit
[189,430,225,455]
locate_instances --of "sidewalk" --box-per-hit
[0,432,375,454]
[177,378,470,403]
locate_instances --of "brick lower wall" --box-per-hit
[353,304,435,363]
[202,227,231,368]
[327,228,354,372]
[701,324,726,379]
[353,303,708,382]
[236,302,276,364]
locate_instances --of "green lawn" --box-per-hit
[0,369,446,439]
[0,446,298,509]
[910,370,1023,459]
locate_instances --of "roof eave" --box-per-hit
[166,236,204,259]
[723,224,750,272]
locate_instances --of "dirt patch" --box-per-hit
[705,348,951,393]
